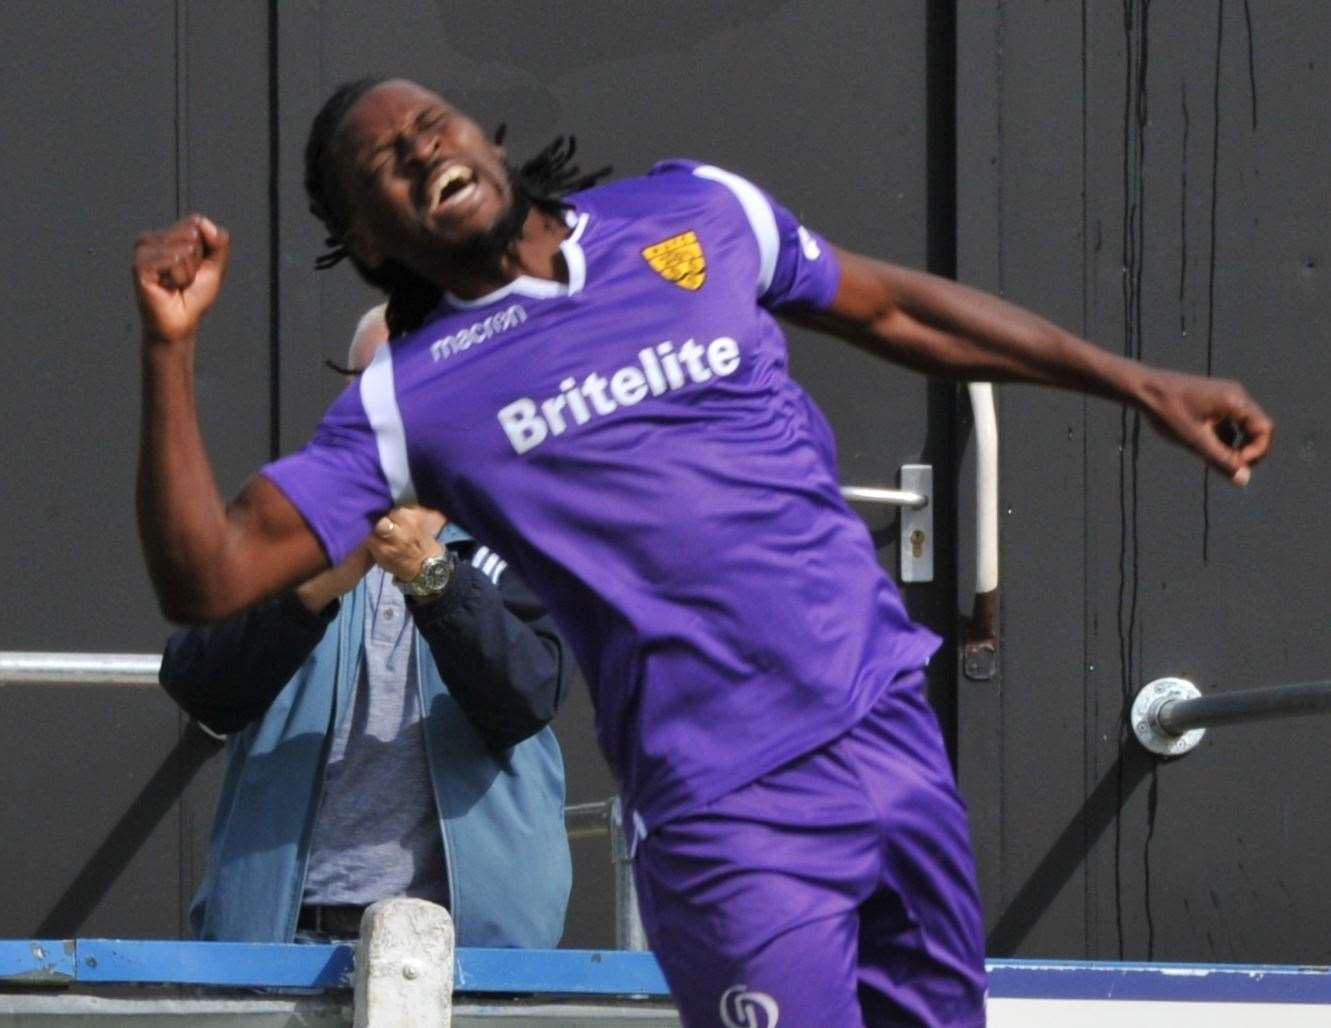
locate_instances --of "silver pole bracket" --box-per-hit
[1132,677,1206,757]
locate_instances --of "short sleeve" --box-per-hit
[685,163,842,312]
[261,382,393,566]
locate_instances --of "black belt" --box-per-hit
[298,903,368,938]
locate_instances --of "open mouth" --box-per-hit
[428,164,478,214]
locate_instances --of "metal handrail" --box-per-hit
[1133,676,1331,757]
[1,652,162,686]
[1,650,646,950]
[1161,680,1331,733]
[962,382,1001,680]
[968,382,999,597]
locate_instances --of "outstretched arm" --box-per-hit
[792,246,1273,484]
[135,215,328,622]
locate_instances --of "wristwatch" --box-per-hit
[398,550,456,601]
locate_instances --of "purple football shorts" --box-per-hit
[632,669,986,1027]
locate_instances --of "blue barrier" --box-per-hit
[0,940,669,995]
[3,941,1331,1005]
[0,941,75,984]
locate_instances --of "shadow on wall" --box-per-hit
[35,726,221,937]
[986,745,1155,956]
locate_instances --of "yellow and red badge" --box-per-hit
[642,230,706,291]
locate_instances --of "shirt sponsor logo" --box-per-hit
[642,229,706,290]
[430,303,527,362]
[496,336,741,454]
[720,985,780,1028]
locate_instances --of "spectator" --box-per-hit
[159,307,573,945]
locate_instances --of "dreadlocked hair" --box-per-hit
[304,78,612,340]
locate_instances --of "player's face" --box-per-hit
[326,80,512,271]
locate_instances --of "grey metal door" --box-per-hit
[955,1,1331,963]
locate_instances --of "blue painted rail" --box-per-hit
[0,940,669,995]
[4,941,1331,1005]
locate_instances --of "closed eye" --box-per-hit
[416,108,448,131]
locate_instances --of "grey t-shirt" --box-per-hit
[302,565,448,907]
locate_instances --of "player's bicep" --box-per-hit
[784,245,909,342]
[822,245,901,326]
[216,473,331,605]
[785,246,974,374]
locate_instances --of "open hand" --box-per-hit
[1142,370,1273,485]
[133,215,231,345]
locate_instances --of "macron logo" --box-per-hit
[430,304,527,362]
[497,336,741,454]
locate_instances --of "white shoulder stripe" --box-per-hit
[692,164,778,297]
[358,344,416,504]
[467,545,507,584]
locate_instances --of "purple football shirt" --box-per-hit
[264,161,941,832]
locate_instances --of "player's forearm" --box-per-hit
[894,269,1151,397]
[824,251,1155,404]
[137,337,233,620]
[814,246,1271,481]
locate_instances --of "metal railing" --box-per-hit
[1132,676,1331,757]
[564,798,647,950]
[0,652,162,685]
[1,650,648,951]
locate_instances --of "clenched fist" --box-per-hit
[367,506,448,582]
[133,215,231,345]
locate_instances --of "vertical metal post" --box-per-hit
[609,797,648,951]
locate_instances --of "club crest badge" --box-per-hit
[642,230,706,291]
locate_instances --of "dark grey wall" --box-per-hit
[0,0,267,940]
[3,0,1327,966]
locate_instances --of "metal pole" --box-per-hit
[609,798,648,951]
[1161,679,1331,734]
[564,800,612,840]
[967,382,999,598]
[7,652,649,949]
[1132,676,1331,757]
[962,382,1001,681]
[0,652,161,686]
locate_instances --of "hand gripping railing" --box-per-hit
[1132,676,1331,757]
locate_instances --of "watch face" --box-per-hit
[422,556,451,590]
